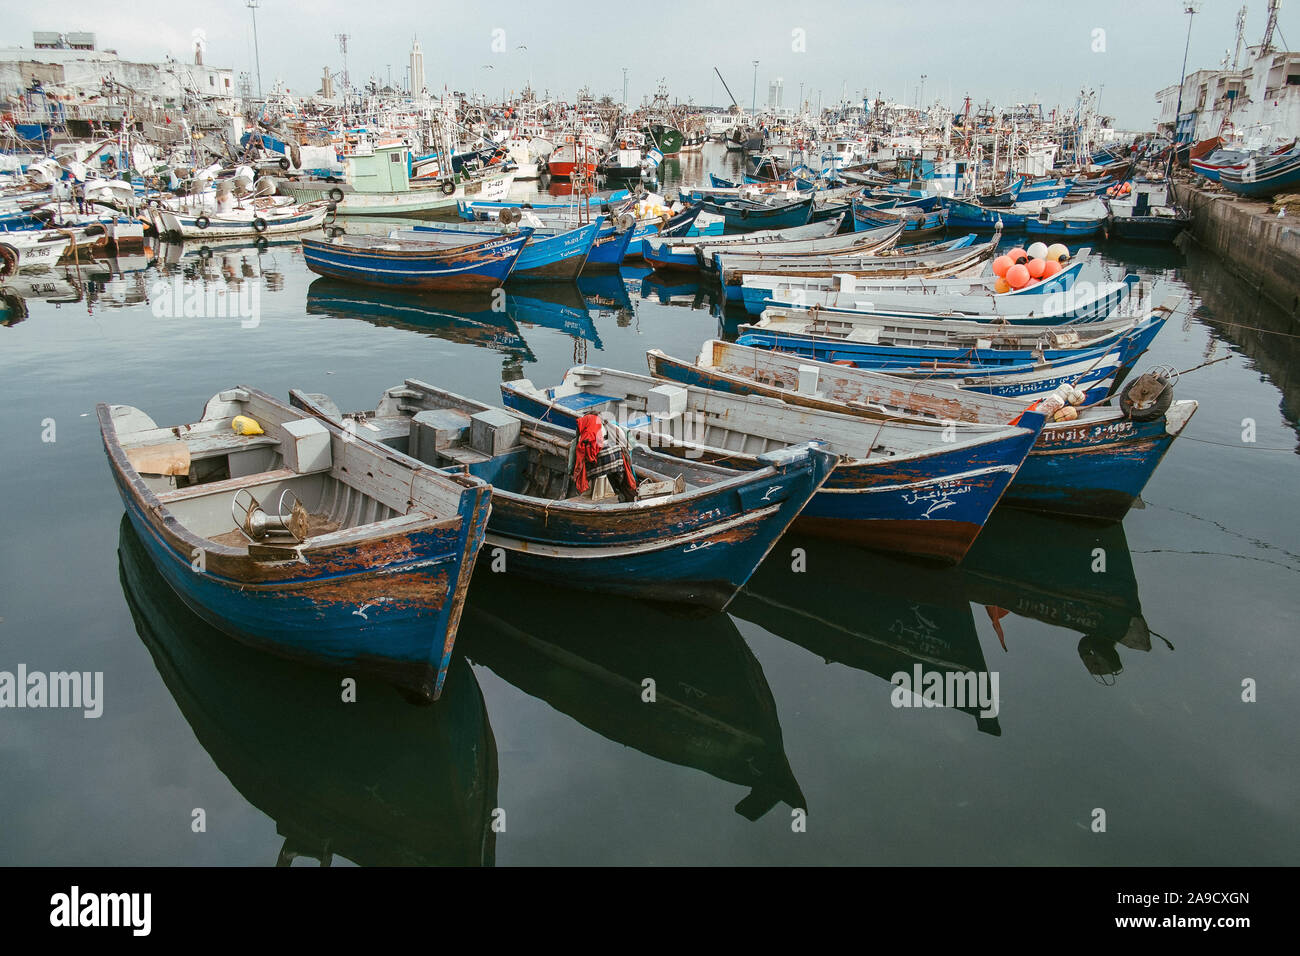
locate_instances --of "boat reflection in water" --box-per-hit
[639,270,725,316]
[962,509,1154,684]
[507,280,603,346]
[305,278,536,362]
[459,573,806,821]
[733,534,1003,735]
[117,516,498,867]
[735,509,1155,725]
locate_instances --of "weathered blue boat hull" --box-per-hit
[1025,216,1108,238]
[585,224,637,267]
[452,439,836,607]
[1002,413,1193,520]
[623,220,660,258]
[414,220,600,279]
[301,232,529,290]
[503,389,1041,564]
[735,313,1162,372]
[700,197,814,231]
[650,349,1190,522]
[113,473,487,700]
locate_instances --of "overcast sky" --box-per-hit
[4,1,1295,128]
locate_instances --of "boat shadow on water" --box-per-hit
[304,278,536,362]
[457,571,806,822]
[734,508,1156,731]
[117,515,499,867]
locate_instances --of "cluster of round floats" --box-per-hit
[990,242,1071,292]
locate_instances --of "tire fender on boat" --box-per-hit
[0,243,18,277]
[195,215,210,230]
[1120,370,1174,421]
[328,187,345,203]
[252,217,268,234]
[441,180,456,196]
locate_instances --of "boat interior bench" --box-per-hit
[390,405,685,503]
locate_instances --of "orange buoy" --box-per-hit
[1042,259,1063,278]
[994,276,1011,293]
[992,254,1013,277]
[1006,263,1030,288]
[1026,257,1046,279]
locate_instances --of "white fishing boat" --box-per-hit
[278,140,515,217]
[0,231,74,272]
[157,198,329,240]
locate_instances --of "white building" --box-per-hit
[1156,45,1300,149]
[0,44,238,109]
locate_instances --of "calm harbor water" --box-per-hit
[1,146,1297,866]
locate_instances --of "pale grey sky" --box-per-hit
[4,1,1293,128]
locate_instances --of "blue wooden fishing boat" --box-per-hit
[698,194,814,231]
[291,381,837,610]
[976,176,1027,207]
[98,387,492,701]
[752,273,1142,324]
[852,198,947,235]
[301,230,531,290]
[942,197,1044,230]
[738,256,1087,315]
[401,218,603,280]
[734,313,1165,401]
[1025,198,1110,238]
[647,324,1194,521]
[1018,179,1074,203]
[582,220,637,266]
[501,366,1045,564]
[642,217,853,272]
[1218,146,1300,197]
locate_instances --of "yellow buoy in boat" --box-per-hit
[231,415,264,436]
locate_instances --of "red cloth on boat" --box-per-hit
[573,414,603,493]
[573,413,638,496]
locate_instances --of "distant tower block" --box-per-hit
[409,38,425,95]
[768,77,784,110]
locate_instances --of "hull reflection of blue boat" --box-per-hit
[507,285,602,346]
[119,515,498,866]
[576,272,636,313]
[733,533,1001,735]
[461,573,806,819]
[304,279,536,360]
